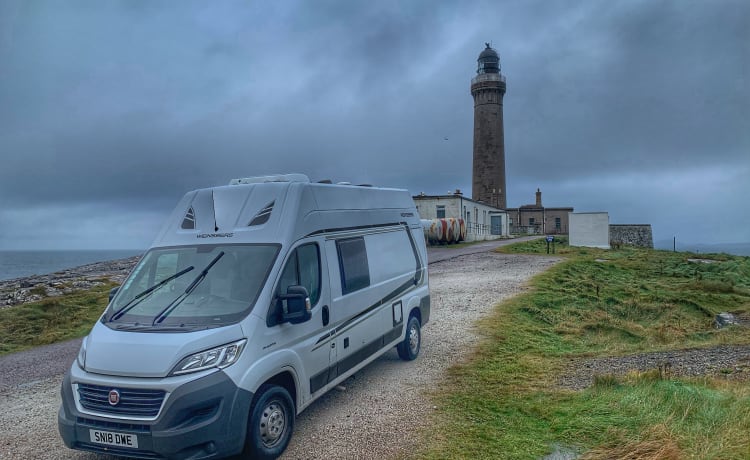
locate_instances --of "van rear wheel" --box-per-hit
[245,384,294,459]
[397,315,421,361]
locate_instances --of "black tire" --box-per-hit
[397,315,421,361]
[245,384,295,460]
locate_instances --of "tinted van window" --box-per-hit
[336,237,370,295]
[277,243,321,305]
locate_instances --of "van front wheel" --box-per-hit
[397,315,421,361]
[245,384,294,460]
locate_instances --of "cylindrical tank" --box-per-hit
[425,219,443,244]
[445,218,455,243]
[447,218,460,243]
[458,218,466,241]
[420,219,432,244]
[423,218,468,245]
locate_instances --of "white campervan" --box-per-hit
[58,174,430,459]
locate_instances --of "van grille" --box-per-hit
[78,384,166,417]
[76,416,151,433]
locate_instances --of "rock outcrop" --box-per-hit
[0,256,140,307]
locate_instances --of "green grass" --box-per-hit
[419,239,750,459]
[0,282,116,356]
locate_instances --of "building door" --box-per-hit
[491,216,502,235]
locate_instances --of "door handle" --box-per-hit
[322,305,330,326]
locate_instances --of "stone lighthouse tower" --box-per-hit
[471,43,507,208]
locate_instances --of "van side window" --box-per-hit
[336,237,370,295]
[277,243,321,306]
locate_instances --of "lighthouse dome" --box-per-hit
[477,43,500,74]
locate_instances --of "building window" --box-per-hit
[436,205,445,219]
[555,217,561,230]
[529,217,535,226]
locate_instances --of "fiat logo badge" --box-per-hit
[108,389,120,406]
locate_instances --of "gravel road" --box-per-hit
[0,240,557,460]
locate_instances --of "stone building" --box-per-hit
[413,191,509,240]
[506,189,573,235]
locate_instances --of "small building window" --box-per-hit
[529,217,535,226]
[436,205,446,219]
[555,217,561,230]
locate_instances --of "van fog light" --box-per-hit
[170,340,247,376]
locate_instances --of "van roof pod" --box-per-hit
[229,174,310,185]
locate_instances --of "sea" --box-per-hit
[0,250,143,282]
[654,241,750,257]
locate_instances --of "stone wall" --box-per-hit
[609,224,654,248]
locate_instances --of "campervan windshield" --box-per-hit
[104,244,279,331]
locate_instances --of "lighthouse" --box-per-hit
[471,43,507,208]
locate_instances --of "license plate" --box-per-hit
[89,429,139,449]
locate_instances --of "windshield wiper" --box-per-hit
[152,251,225,325]
[109,265,195,322]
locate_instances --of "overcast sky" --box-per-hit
[1,0,748,250]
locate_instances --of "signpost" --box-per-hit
[546,235,555,254]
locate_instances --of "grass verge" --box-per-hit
[0,282,116,356]
[419,239,750,459]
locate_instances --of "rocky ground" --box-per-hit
[0,256,140,307]
[558,345,750,391]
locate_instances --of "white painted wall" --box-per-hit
[413,196,509,239]
[569,212,610,249]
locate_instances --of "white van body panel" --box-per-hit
[84,322,245,378]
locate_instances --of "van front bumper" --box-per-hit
[58,370,253,460]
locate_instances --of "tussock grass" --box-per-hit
[419,240,750,459]
[0,282,115,356]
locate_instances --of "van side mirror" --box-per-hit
[108,287,119,302]
[279,285,312,324]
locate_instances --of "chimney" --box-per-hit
[536,188,542,207]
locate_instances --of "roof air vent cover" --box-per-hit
[248,201,274,226]
[181,207,196,229]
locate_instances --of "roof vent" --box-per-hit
[249,201,274,226]
[230,174,310,185]
[181,207,196,229]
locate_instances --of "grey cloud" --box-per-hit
[0,0,748,248]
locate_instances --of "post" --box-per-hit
[673,236,676,252]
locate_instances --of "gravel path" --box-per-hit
[0,245,558,460]
[558,345,750,391]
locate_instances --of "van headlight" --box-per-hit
[170,340,247,376]
[77,336,88,370]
